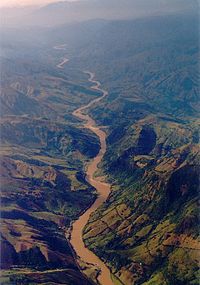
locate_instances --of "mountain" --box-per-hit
[0,37,101,284]
[0,1,199,285]
[68,13,199,118]
[1,0,197,27]
[64,11,199,285]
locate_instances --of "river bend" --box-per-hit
[70,71,113,285]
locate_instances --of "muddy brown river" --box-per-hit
[70,71,114,285]
[55,49,113,284]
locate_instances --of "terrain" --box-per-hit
[77,12,200,285]
[0,1,199,285]
[0,45,101,284]
[1,0,196,27]
[70,71,113,285]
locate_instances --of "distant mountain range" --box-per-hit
[1,0,197,27]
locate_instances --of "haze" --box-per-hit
[0,0,197,29]
[0,0,77,8]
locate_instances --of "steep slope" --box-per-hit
[73,13,199,119]
[0,46,100,284]
[0,4,199,285]
[73,12,200,285]
[84,117,200,284]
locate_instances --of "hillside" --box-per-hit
[73,12,200,285]
[0,3,199,285]
[84,117,200,284]
[0,43,100,284]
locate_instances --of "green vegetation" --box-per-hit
[80,12,200,285]
[0,5,199,285]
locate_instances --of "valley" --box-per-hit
[0,2,199,285]
[70,71,113,285]
[0,44,102,285]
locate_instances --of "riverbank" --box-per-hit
[70,71,114,285]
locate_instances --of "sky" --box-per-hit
[0,0,78,8]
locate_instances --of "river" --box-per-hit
[57,58,69,69]
[55,49,113,284]
[70,71,114,285]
